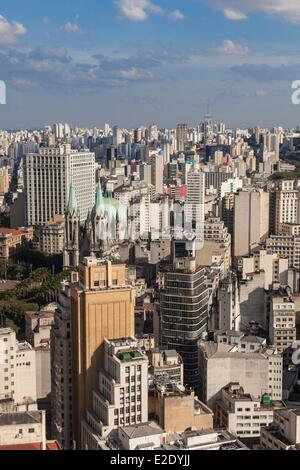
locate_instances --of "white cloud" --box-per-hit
[223,9,247,20]
[169,10,186,21]
[63,22,81,33]
[26,59,53,72]
[0,15,27,45]
[255,89,268,97]
[208,1,300,23]
[116,0,162,21]
[216,39,249,55]
[119,67,154,80]
[11,77,33,89]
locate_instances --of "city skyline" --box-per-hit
[1,1,300,128]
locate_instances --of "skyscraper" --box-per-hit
[150,154,164,194]
[186,169,205,232]
[233,189,269,257]
[160,257,209,388]
[177,123,188,152]
[24,144,95,226]
[71,257,135,447]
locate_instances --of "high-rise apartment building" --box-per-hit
[268,294,296,358]
[0,166,11,194]
[71,257,135,447]
[160,258,209,388]
[24,144,95,225]
[150,154,164,194]
[186,170,205,227]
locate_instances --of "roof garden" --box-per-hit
[118,350,144,362]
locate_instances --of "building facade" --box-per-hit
[71,258,135,447]
[24,144,95,226]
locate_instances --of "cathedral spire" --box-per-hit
[67,183,78,216]
[95,183,103,216]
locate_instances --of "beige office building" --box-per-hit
[0,166,11,194]
[150,154,164,195]
[234,189,269,257]
[149,383,213,434]
[71,258,135,447]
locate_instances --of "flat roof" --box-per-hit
[0,411,42,426]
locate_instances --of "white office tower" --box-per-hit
[218,122,226,134]
[104,123,111,137]
[64,123,71,138]
[148,123,158,142]
[186,170,205,244]
[53,123,65,140]
[81,338,148,450]
[113,126,123,146]
[0,328,37,410]
[24,144,95,225]
[163,143,171,164]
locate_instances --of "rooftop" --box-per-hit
[0,441,60,451]
[25,311,54,320]
[0,411,42,426]
[120,421,163,439]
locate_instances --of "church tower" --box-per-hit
[63,184,80,269]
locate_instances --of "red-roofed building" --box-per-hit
[0,441,61,451]
[0,227,33,260]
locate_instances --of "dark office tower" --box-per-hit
[221,192,235,250]
[176,123,188,152]
[160,257,209,389]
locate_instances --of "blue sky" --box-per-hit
[1,0,300,129]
